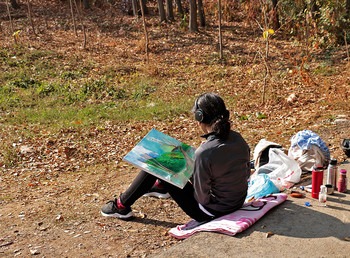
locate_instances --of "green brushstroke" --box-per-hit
[146,143,190,174]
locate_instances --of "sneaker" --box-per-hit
[143,184,170,199]
[101,199,134,219]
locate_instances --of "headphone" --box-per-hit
[194,96,229,123]
[194,97,205,122]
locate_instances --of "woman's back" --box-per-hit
[193,130,251,214]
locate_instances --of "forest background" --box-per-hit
[1,0,350,256]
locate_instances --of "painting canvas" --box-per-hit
[123,129,196,189]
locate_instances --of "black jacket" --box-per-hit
[193,130,251,215]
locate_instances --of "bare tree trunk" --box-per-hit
[198,0,205,27]
[345,30,349,63]
[69,0,78,36]
[82,0,89,9]
[271,0,280,30]
[73,0,87,48]
[218,0,223,60]
[305,2,310,57]
[140,0,149,62]
[132,0,138,17]
[141,0,148,14]
[44,11,49,29]
[262,0,270,103]
[26,0,37,36]
[6,0,17,44]
[189,0,198,32]
[166,0,174,21]
[346,0,350,20]
[10,0,20,9]
[175,0,184,17]
[310,0,319,19]
[157,0,166,22]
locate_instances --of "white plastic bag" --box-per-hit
[253,139,283,169]
[288,144,327,172]
[251,148,302,190]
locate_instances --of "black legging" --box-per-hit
[119,170,214,222]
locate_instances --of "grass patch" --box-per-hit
[2,97,192,129]
[0,142,19,168]
[313,65,339,76]
[0,45,197,132]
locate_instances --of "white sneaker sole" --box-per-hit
[143,192,170,199]
[100,210,134,219]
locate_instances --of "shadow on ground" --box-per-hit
[238,196,349,240]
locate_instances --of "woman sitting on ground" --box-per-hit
[101,93,251,222]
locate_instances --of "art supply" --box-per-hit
[326,159,337,194]
[337,169,347,193]
[299,186,312,193]
[305,185,312,193]
[290,192,304,198]
[312,165,324,199]
[123,129,196,189]
[319,185,327,206]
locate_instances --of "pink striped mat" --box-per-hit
[169,193,288,239]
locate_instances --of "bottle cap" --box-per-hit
[305,202,311,207]
[330,159,337,165]
[339,169,347,174]
[313,165,323,171]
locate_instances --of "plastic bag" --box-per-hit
[253,139,283,169]
[246,174,280,200]
[252,148,302,190]
[342,139,350,157]
[288,130,330,171]
[289,144,327,172]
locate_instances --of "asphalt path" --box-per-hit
[153,159,350,257]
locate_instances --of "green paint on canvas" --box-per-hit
[145,143,190,174]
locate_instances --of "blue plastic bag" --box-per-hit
[246,174,280,200]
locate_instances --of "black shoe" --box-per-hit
[101,199,134,219]
[143,184,170,199]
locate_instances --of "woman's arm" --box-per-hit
[192,149,212,206]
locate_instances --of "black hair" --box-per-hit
[192,93,231,139]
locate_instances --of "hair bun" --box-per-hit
[224,109,230,119]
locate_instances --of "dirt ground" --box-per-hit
[1,1,350,257]
[1,120,349,257]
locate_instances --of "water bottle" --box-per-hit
[337,169,347,193]
[319,185,327,206]
[312,165,324,199]
[326,159,337,194]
